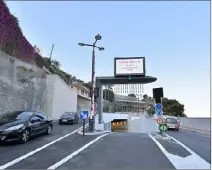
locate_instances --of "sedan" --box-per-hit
[0,111,53,144]
[59,112,79,125]
[166,117,180,131]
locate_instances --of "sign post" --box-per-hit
[80,111,88,136]
[155,103,165,134]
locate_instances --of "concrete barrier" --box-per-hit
[163,116,210,136]
[95,113,211,136]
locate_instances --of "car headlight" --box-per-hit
[4,124,25,131]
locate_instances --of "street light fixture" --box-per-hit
[98,47,104,51]
[78,34,104,132]
[78,43,85,46]
[95,34,102,41]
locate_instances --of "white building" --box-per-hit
[112,84,144,100]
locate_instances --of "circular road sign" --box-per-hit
[155,103,163,110]
[157,118,165,124]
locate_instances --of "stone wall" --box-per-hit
[0,51,46,114]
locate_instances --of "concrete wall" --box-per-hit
[77,97,90,113]
[43,75,77,119]
[179,117,210,132]
[0,50,46,114]
[128,117,157,133]
[163,115,210,132]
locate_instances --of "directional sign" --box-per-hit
[159,124,168,132]
[156,109,163,116]
[155,103,163,110]
[157,118,164,124]
[80,111,88,120]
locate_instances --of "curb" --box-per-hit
[180,127,210,137]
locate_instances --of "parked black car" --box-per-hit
[0,111,53,144]
[59,112,79,125]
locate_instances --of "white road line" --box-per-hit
[0,123,88,170]
[165,134,209,158]
[47,133,109,169]
[148,133,210,169]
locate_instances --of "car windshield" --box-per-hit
[63,112,73,116]
[166,118,177,123]
[0,111,34,121]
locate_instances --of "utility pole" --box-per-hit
[48,44,54,67]
[78,34,104,132]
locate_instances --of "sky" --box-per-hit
[5,1,210,117]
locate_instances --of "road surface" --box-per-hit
[0,124,210,169]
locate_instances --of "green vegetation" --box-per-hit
[103,89,114,102]
[143,94,186,117]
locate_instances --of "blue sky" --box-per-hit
[6,1,210,117]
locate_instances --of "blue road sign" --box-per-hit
[80,111,88,120]
[156,109,163,116]
[155,103,163,110]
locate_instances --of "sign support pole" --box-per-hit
[83,119,85,136]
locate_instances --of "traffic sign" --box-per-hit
[157,118,164,124]
[159,124,168,132]
[156,109,163,116]
[80,111,88,120]
[155,103,163,110]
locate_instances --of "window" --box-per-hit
[0,111,34,120]
[166,118,177,123]
[63,112,74,116]
[35,112,47,119]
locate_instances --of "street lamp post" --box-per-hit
[78,34,104,132]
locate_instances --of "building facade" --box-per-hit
[112,84,144,100]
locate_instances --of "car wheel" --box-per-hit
[176,128,179,131]
[46,125,52,135]
[20,129,30,144]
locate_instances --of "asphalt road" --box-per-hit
[167,130,211,163]
[0,123,210,169]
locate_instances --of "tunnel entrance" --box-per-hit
[111,119,128,132]
[91,57,157,132]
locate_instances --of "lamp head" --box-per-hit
[95,34,102,41]
[98,47,104,51]
[78,43,84,46]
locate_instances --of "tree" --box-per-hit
[103,89,114,102]
[147,106,155,115]
[141,94,186,117]
[128,94,136,97]
[162,98,186,117]
[83,81,92,89]
[143,94,148,99]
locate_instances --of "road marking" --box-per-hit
[47,133,109,169]
[149,133,210,169]
[0,123,88,170]
[165,133,209,158]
